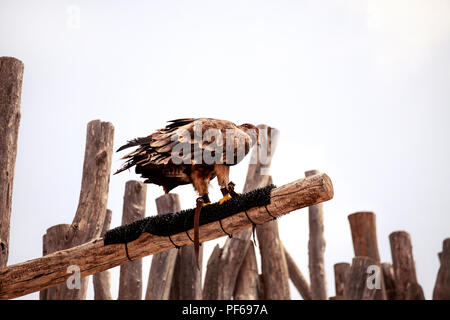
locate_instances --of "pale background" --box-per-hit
[1,0,449,299]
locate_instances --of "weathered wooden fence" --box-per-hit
[0,56,448,301]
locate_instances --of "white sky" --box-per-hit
[1,0,449,299]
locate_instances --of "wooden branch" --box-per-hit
[145,194,180,300]
[346,256,377,300]
[333,262,350,299]
[348,211,386,299]
[234,241,259,300]
[283,244,312,300]
[58,120,114,300]
[93,210,113,300]
[381,263,396,300]
[0,57,23,267]
[306,169,327,300]
[433,238,450,300]
[0,173,333,299]
[202,244,223,300]
[389,231,422,300]
[118,181,146,300]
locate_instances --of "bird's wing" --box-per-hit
[114,118,254,174]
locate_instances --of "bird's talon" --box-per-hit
[219,194,232,205]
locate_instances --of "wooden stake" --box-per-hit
[381,262,396,300]
[203,244,222,300]
[346,256,377,300]
[234,241,259,300]
[389,231,423,300]
[145,194,179,300]
[306,169,327,300]
[39,224,72,300]
[348,211,386,299]
[93,210,113,300]
[118,181,146,300]
[0,173,334,299]
[0,57,23,267]
[433,238,450,300]
[57,120,114,300]
[216,125,279,299]
[283,244,312,300]
[333,262,350,299]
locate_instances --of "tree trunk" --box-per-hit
[381,262,396,300]
[0,57,23,267]
[203,244,222,300]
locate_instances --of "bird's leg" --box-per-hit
[227,181,239,197]
[215,164,232,204]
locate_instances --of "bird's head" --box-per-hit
[238,123,260,147]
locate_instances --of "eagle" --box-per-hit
[115,118,259,268]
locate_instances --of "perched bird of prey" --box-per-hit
[115,118,259,268]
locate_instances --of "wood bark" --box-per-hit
[255,187,290,300]
[215,125,279,299]
[381,262,396,300]
[145,194,180,300]
[168,194,203,300]
[118,181,146,300]
[234,241,259,300]
[93,210,113,300]
[389,231,423,300]
[202,244,222,300]
[283,244,312,300]
[0,57,23,267]
[333,262,350,299]
[39,224,71,300]
[58,120,114,300]
[0,173,334,299]
[348,211,386,299]
[305,169,327,300]
[433,238,450,300]
[346,256,377,300]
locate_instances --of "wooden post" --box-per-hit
[255,176,290,300]
[346,256,377,300]
[381,263,396,300]
[0,57,23,268]
[39,224,71,300]
[118,181,146,300]
[334,262,350,299]
[348,211,386,299]
[305,169,327,300]
[234,241,259,300]
[0,173,334,299]
[215,125,279,300]
[203,244,223,300]
[283,244,312,300]
[389,231,424,300]
[58,120,114,300]
[93,210,113,300]
[145,194,179,300]
[433,238,450,300]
